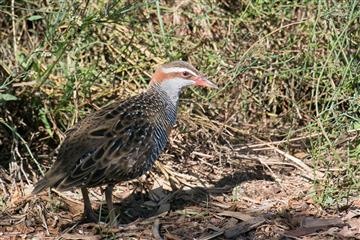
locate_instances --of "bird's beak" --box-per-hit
[194,76,218,89]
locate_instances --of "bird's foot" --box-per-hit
[82,210,99,223]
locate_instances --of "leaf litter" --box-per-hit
[0,149,359,239]
[0,1,359,239]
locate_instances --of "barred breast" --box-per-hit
[32,87,177,193]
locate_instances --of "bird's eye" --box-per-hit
[181,71,191,78]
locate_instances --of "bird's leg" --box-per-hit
[105,184,117,226]
[81,187,98,222]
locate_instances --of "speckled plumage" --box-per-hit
[32,61,217,225]
[33,87,175,193]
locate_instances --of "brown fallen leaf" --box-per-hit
[223,217,238,229]
[224,216,266,238]
[347,217,360,231]
[60,233,102,240]
[353,199,360,208]
[218,211,253,221]
[163,232,182,240]
[301,216,344,228]
[198,230,224,240]
[343,209,360,220]
[338,225,360,239]
[283,217,345,238]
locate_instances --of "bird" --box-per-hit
[32,60,217,225]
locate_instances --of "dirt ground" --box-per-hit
[0,1,359,239]
[1,147,359,239]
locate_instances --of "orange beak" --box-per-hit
[194,76,218,89]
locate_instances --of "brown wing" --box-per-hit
[33,93,171,193]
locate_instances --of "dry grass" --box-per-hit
[0,0,359,239]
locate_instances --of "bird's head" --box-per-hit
[150,61,218,93]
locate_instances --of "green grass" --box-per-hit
[0,0,359,208]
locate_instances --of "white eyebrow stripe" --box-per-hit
[161,67,198,76]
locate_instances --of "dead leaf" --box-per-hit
[164,232,182,240]
[218,211,253,221]
[301,216,344,228]
[343,209,360,220]
[60,233,102,240]
[198,230,224,240]
[223,217,238,229]
[353,199,360,208]
[224,216,266,238]
[283,217,345,238]
[338,225,360,239]
[284,226,327,238]
[347,217,360,231]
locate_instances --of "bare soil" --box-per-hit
[0,146,359,239]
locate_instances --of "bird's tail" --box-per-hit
[32,173,64,194]
[32,177,50,194]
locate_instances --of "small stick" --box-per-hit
[51,189,83,205]
[152,218,163,240]
[235,132,322,150]
[252,136,324,179]
[11,0,17,58]
[37,205,49,235]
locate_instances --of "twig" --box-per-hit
[11,0,17,59]
[252,136,324,180]
[0,177,10,198]
[13,139,31,185]
[234,132,322,150]
[224,216,266,239]
[198,230,224,240]
[12,81,37,87]
[274,148,313,174]
[51,189,84,205]
[0,119,44,176]
[37,205,49,235]
[56,222,81,240]
[152,218,163,240]
[156,161,210,189]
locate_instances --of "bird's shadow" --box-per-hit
[58,164,273,232]
[57,164,350,239]
[100,164,274,224]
